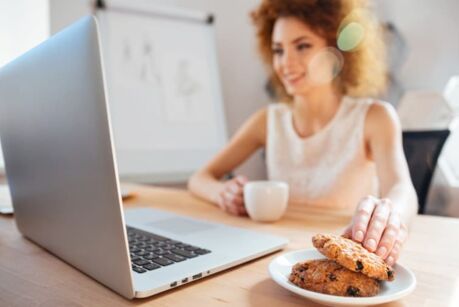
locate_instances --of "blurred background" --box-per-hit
[1,0,458,217]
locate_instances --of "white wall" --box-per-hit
[375,0,459,94]
[0,0,50,171]
[48,0,94,33]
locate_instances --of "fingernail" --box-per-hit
[355,231,364,241]
[376,247,387,257]
[366,239,377,251]
[387,256,394,266]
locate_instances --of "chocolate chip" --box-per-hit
[387,269,394,279]
[356,260,364,271]
[346,286,360,297]
[328,273,337,281]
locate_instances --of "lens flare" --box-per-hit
[337,21,365,51]
[307,47,343,85]
[337,8,377,52]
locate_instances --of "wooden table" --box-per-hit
[1,184,459,307]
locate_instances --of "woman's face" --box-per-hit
[272,17,335,96]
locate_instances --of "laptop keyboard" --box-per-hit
[127,226,211,274]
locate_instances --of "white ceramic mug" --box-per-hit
[243,181,289,222]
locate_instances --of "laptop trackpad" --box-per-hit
[147,217,216,235]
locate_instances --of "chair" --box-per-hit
[402,130,450,214]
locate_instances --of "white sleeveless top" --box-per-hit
[266,96,378,210]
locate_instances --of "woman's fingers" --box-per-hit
[375,211,400,258]
[220,187,247,216]
[219,176,248,216]
[385,223,408,266]
[225,201,247,216]
[363,199,391,252]
[385,241,401,267]
[349,196,407,266]
[352,196,378,242]
[222,191,243,206]
[228,181,241,194]
[235,175,248,187]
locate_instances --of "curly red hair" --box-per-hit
[251,0,387,100]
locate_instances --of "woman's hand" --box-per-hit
[217,175,248,216]
[343,196,408,266]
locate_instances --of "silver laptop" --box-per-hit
[0,16,288,299]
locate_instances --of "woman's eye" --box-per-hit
[297,43,312,51]
[272,48,283,56]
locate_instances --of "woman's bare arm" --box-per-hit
[345,101,417,266]
[188,108,267,207]
[367,102,418,224]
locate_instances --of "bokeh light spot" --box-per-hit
[337,21,365,51]
[307,47,344,85]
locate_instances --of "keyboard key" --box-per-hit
[133,259,150,266]
[133,266,147,273]
[149,234,168,242]
[171,249,198,258]
[154,249,168,256]
[143,263,161,270]
[145,246,160,252]
[152,257,174,266]
[154,241,167,247]
[136,250,149,256]
[195,249,211,255]
[131,256,142,262]
[144,254,158,260]
[163,253,186,262]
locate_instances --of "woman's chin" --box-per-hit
[285,86,309,97]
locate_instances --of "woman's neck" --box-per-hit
[291,85,343,138]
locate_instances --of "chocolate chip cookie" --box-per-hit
[289,259,380,297]
[312,234,394,281]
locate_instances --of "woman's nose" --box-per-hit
[281,49,299,70]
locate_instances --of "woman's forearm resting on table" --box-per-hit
[188,171,223,205]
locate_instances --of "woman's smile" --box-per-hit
[283,71,306,86]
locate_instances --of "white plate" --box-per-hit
[269,249,416,306]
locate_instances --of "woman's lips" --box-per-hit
[283,73,305,86]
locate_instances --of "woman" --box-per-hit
[188,0,417,266]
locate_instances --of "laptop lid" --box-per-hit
[0,16,135,298]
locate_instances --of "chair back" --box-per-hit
[402,130,450,214]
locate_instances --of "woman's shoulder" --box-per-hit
[345,96,397,121]
[248,106,269,125]
[245,103,291,125]
[366,100,398,125]
[243,106,271,135]
[242,103,291,141]
[266,102,291,119]
[364,99,401,139]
